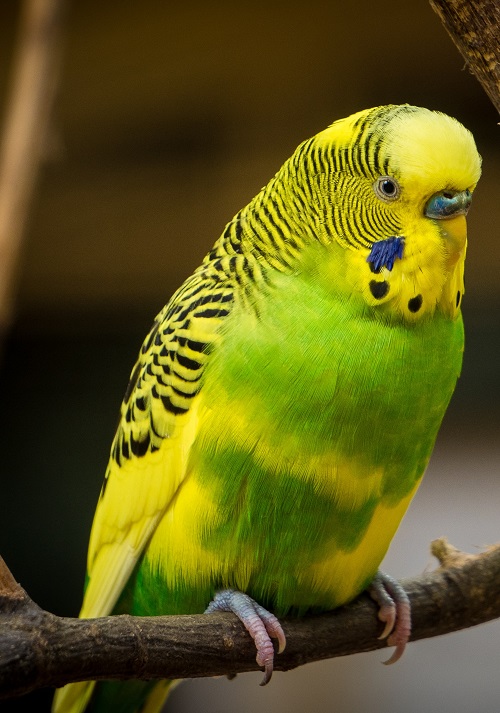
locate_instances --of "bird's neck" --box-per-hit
[203,164,321,274]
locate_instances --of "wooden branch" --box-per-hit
[429,0,500,113]
[0,0,66,335]
[1,539,499,699]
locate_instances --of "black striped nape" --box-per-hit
[214,106,417,271]
[291,109,407,250]
[306,105,416,183]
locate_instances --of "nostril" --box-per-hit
[424,189,472,219]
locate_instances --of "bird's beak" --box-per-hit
[424,189,472,266]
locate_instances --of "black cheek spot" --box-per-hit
[369,280,390,299]
[456,291,461,307]
[408,295,423,313]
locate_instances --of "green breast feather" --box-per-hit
[138,248,464,617]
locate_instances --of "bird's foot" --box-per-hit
[368,571,411,665]
[205,589,286,685]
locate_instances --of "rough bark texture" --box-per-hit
[1,539,499,699]
[430,0,500,113]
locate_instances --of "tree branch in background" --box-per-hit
[1,539,499,699]
[429,0,500,114]
[0,0,66,337]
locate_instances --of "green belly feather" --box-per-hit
[133,262,464,618]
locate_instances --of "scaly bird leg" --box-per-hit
[205,589,286,685]
[368,571,411,665]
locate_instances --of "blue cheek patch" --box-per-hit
[367,236,404,273]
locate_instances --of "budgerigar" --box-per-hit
[53,104,481,713]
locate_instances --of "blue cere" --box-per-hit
[367,236,404,273]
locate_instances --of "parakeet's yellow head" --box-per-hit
[300,105,481,321]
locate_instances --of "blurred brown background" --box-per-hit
[0,1,498,712]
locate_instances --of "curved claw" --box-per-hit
[205,589,286,685]
[254,602,287,655]
[368,571,412,664]
[376,602,397,641]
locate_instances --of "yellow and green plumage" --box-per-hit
[53,105,481,713]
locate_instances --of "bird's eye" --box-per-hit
[374,176,400,202]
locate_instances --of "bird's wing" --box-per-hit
[80,269,234,619]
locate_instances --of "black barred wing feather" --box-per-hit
[81,269,234,620]
[114,271,235,462]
